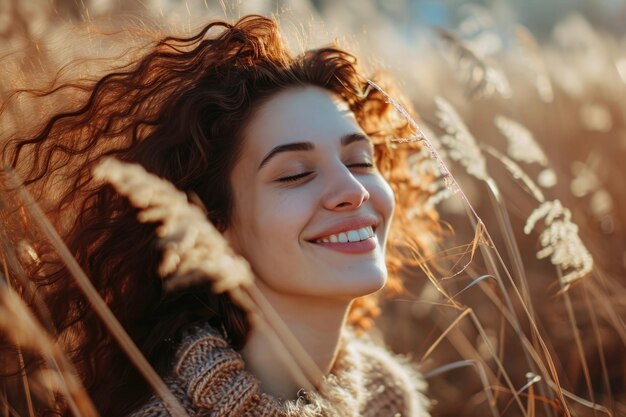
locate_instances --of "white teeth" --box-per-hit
[315,225,375,243]
[347,230,360,242]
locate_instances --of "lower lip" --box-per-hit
[310,237,377,254]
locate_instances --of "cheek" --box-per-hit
[250,187,317,250]
[370,176,395,226]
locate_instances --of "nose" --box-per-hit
[322,167,370,211]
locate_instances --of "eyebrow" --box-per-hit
[258,133,371,170]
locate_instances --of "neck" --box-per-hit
[241,281,352,400]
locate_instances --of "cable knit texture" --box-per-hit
[130,323,430,416]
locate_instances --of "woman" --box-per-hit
[2,15,435,416]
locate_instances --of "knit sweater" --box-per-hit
[130,323,430,417]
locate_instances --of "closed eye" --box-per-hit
[277,171,314,182]
[277,162,373,183]
[347,162,374,168]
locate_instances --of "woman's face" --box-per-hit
[225,86,395,300]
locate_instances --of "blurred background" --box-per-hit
[1,0,625,416]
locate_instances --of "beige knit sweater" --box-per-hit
[130,323,430,416]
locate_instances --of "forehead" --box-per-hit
[242,86,361,156]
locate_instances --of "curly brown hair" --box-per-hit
[1,15,436,416]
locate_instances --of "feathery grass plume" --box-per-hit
[524,200,593,286]
[435,96,490,182]
[92,158,254,296]
[494,115,556,188]
[494,116,549,166]
[371,86,548,412]
[5,167,191,417]
[0,288,98,417]
[406,125,456,210]
[435,28,512,99]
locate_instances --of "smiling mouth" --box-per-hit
[307,226,378,254]
[312,225,375,244]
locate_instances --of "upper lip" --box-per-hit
[305,215,379,242]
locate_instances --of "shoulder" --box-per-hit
[171,322,281,413]
[342,330,431,417]
[128,322,278,417]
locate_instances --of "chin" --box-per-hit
[338,266,388,298]
[361,273,387,295]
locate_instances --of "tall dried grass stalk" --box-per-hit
[0,288,97,417]
[367,80,458,193]
[93,158,254,296]
[368,82,546,416]
[367,82,589,415]
[3,167,189,417]
[484,145,545,203]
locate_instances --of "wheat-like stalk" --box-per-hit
[370,81,552,416]
[4,166,190,417]
[93,158,254,296]
[524,200,593,286]
[405,125,456,210]
[494,115,549,166]
[435,96,490,182]
[494,115,557,189]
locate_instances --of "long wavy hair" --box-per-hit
[0,15,437,416]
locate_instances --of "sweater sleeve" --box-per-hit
[351,336,431,417]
